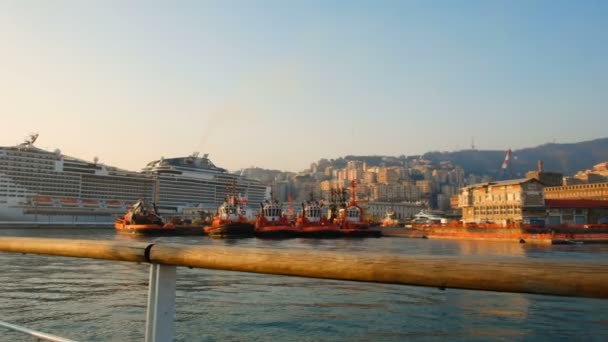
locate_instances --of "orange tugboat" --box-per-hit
[255,199,300,238]
[114,199,175,235]
[296,197,342,238]
[204,196,254,237]
[334,181,382,238]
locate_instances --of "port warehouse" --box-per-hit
[456,178,608,225]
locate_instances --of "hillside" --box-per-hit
[240,138,608,184]
[423,138,608,177]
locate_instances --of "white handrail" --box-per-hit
[0,320,78,342]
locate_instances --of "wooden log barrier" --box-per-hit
[149,244,608,299]
[0,237,607,298]
[0,237,150,263]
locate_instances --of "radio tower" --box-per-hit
[500,148,512,180]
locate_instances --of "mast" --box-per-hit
[349,180,357,205]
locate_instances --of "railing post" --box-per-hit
[145,263,176,342]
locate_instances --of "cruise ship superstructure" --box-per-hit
[0,135,268,225]
[0,135,155,224]
[141,153,266,215]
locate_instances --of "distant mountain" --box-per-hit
[423,138,608,177]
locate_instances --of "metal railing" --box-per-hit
[1,237,608,341]
[0,320,78,342]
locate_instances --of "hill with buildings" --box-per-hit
[236,137,608,211]
[423,138,608,178]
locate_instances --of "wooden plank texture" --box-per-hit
[150,244,608,299]
[1,237,607,298]
[0,237,150,263]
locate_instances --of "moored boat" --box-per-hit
[114,199,175,235]
[296,200,342,238]
[204,196,254,237]
[334,181,382,238]
[255,200,300,238]
[381,211,400,227]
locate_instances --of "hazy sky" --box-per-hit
[1,1,607,172]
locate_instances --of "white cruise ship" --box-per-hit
[0,135,155,224]
[141,153,267,215]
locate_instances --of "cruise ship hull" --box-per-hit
[0,199,120,226]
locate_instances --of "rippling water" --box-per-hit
[1,228,607,341]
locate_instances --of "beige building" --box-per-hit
[377,167,400,184]
[572,162,608,183]
[525,160,563,186]
[370,183,422,202]
[415,180,433,195]
[458,178,545,224]
[362,171,377,184]
[366,201,426,221]
[544,182,608,201]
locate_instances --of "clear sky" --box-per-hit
[1,1,607,172]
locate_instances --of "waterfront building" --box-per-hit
[365,201,426,221]
[458,178,545,224]
[525,160,563,186]
[544,182,608,201]
[545,199,608,225]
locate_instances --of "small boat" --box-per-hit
[60,198,80,207]
[32,197,54,206]
[106,200,123,208]
[255,200,300,238]
[296,200,342,238]
[82,199,100,207]
[204,196,254,237]
[115,199,175,235]
[411,210,448,226]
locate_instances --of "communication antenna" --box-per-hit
[18,133,39,148]
[471,137,476,150]
[93,156,99,165]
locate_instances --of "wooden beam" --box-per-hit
[150,244,608,299]
[0,237,150,263]
[1,237,607,298]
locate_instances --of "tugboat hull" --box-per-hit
[114,219,176,236]
[205,222,255,237]
[255,225,300,238]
